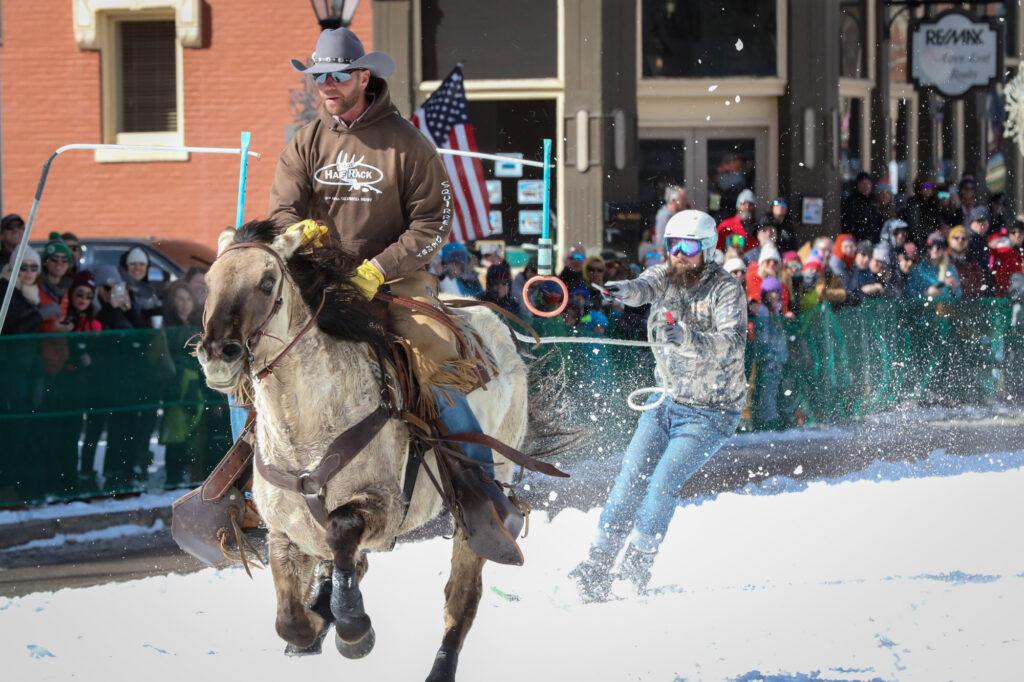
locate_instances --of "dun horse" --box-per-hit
[196,220,559,682]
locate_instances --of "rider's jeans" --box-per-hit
[433,386,495,477]
[594,398,739,555]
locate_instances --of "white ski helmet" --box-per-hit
[663,209,718,258]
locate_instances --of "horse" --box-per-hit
[196,220,560,682]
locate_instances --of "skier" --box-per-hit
[570,210,747,601]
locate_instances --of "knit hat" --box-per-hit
[70,270,97,294]
[760,276,782,293]
[782,251,801,265]
[125,247,149,265]
[724,257,746,273]
[871,246,891,264]
[587,310,609,331]
[758,241,781,264]
[441,241,470,264]
[856,240,873,256]
[1,214,25,231]
[969,206,991,224]
[926,231,947,248]
[569,285,591,301]
[18,246,41,268]
[948,225,968,241]
[736,188,756,208]
[802,259,824,274]
[42,232,73,261]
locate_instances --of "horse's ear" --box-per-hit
[216,228,235,257]
[270,228,303,260]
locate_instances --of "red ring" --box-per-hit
[522,275,568,318]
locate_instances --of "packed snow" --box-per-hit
[2,450,1022,681]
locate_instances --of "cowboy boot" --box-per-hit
[568,546,616,603]
[450,463,525,566]
[619,544,657,594]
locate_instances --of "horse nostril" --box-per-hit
[221,341,243,362]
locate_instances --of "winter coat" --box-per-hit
[950,254,985,299]
[480,290,524,318]
[907,259,962,301]
[991,245,1023,297]
[0,277,42,334]
[717,213,758,251]
[842,192,883,243]
[828,255,861,304]
[745,266,791,314]
[267,78,451,279]
[97,299,146,330]
[37,277,69,332]
[766,214,798,253]
[966,231,995,290]
[616,261,747,412]
[900,195,943,245]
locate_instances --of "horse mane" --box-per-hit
[232,220,389,355]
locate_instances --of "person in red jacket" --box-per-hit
[717,188,759,251]
[990,225,1023,297]
[745,241,792,316]
[66,271,103,332]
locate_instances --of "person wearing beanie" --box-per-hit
[765,197,798,252]
[746,240,792,316]
[1,213,26,269]
[118,246,162,325]
[828,234,858,296]
[724,257,746,282]
[716,188,759,251]
[66,271,102,332]
[38,232,75,332]
[480,262,522,317]
[0,245,43,334]
[437,241,483,297]
[751,274,789,430]
[907,231,961,301]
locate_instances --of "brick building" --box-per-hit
[1,0,372,246]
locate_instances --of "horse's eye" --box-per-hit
[259,277,275,294]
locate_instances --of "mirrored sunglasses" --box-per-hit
[20,263,39,272]
[313,70,354,84]
[726,234,746,249]
[48,255,69,263]
[665,237,702,257]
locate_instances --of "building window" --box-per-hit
[420,0,556,81]
[641,0,777,78]
[891,97,911,194]
[839,96,864,186]
[119,21,177,134]
[638,139,686,224]
[839,0,866,80]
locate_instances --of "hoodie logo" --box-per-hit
[314,152,384,194]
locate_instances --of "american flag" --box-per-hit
[411,65,492,242]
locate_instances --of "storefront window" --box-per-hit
[467,99,556,246]
[839,96,863,186]
[641,0,777,78]
[638,139,687,225]
[707,138,755,220]
[839,0,866,80]
[420,0,556,81]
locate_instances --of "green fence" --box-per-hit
[2,299,1022,508]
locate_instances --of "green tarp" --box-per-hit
[2,298,1022,507]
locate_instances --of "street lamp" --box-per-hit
[309,0,361,30]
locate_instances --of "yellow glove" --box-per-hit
[284,219,329,249]
[350,260,385,300]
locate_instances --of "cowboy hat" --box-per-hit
[291,27,395,79]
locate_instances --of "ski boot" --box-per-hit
[569,546,616,603]
[619,544,656,594]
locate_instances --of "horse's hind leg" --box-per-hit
[425,528,486,682]
[268,531,329,656]
[324,493,388,659]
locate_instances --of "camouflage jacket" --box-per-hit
[619,262,748,412]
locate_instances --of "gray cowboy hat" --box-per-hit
[290,27,395,79]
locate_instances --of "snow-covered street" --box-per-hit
[3,449,1023,681]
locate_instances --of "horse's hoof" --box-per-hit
[335,625,375,659]
[283,621,331,657]
[425,648,458,682]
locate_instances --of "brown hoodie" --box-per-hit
[268,79,451,279]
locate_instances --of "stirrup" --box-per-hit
[451,466,524,566]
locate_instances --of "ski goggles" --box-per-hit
[312,70,358,84]
[725,234,746,250]
[664,236,703,257]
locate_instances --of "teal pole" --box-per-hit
[537,138,553,276]
[229,131,253,440]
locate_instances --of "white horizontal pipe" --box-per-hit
[54,143,262,159]
[436,147,549,168]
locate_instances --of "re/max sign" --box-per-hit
[925,28,987,46]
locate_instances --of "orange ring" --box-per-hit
[522,275,568,318]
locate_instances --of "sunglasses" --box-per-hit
[921,182,937,190]
[313,70,359,84]
[587,266,605,272]
[20,263,39,272]
[73,291,94,300]
[950,236,966,242]
[48,255,69,263]
[665,237,702,257]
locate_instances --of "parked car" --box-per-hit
[29,237,216,285]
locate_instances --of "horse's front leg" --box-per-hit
[268,531,330,656]
[425,527,486,682]
[324,491,388,658]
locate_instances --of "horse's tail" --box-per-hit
[521,348,584,459]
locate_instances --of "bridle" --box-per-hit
[210,241,325,381]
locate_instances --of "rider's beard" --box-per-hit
[667,257,704,288]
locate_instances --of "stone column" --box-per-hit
[371,0,415,116]
[779,0,841,241]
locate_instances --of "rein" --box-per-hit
[214,241,326,382]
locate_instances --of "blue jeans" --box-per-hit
[594,399,739,554]
[432,386,494,477]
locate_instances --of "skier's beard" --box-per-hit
[667,258,704,288]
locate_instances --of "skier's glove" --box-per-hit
[662,323,684,346]
[604,280,634,300]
